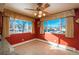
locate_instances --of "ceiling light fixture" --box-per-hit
[43,13,46,16]
[34,11,46,18]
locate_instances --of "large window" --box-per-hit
[9,17,32,34]
[43,18,66,34]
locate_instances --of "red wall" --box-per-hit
[34,18,40,37]
[74,9,79,40]
[36,8,79,50]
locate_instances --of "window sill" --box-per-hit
[44,32,65,35]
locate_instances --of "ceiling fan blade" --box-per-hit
[35,3,43,11]
[45,3,50,7]
[42,11,52,16]
[43,3,50,10]
[25,8,37,11]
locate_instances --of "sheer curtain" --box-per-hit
[3,16,10,38]
[40,21,44,34]
[32,21,35,34]
[65,17,74,38]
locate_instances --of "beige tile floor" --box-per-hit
[13,40,79,55]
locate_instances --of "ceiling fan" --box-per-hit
[25,3,50,18]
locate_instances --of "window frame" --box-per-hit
[9,17,32,35]
[43,18,66,34]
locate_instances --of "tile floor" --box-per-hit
[13,40,79,55]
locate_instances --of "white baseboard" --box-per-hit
[58,44,79,53]
[5,38,79,53]
[35,38,79,53]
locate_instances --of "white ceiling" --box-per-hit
[1,3,79,18]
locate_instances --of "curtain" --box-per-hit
[2,9,34,37]
[3,16,10,38]
[40,21,44,34]
[32,21,35,34]
[65,17,74,38]
[40,9,75,38]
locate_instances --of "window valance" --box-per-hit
[4,9,33,21]
[41,9,75,21]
